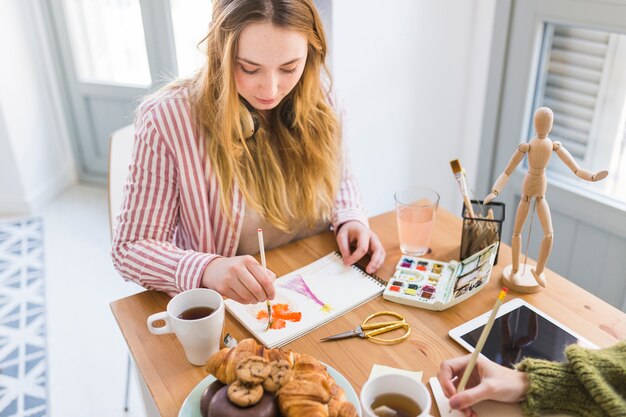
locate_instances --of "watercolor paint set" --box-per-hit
[383,242,499,311]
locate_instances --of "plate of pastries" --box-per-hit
[179,338,361,417]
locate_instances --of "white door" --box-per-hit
[45,0,211,182]
[488,0,626,310]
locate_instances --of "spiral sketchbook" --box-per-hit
[224,252,386,348]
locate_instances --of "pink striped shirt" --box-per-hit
[111,87,368,296]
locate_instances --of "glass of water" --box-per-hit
[394,187,440,256]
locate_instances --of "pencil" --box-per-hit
[456,287,508,392]
[450,159,476,218]
[257,229,272,330]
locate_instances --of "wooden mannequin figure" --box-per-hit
[484,107,608,293]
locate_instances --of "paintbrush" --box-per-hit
[450,159,476,218]
[450,288,508,413]
[457,288,508,392]
[257,229,272,330]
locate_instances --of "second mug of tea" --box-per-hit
[146,288,225,366]
[360,373,432,417]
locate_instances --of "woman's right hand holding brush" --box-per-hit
[202,256,276,304]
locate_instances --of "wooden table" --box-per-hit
[110,208,626,417]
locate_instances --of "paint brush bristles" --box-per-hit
[450,159,476,218]
[449,159,462,174]
[257,229,272,330]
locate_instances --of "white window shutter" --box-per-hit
[537,26,610,162]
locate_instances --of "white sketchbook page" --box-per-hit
[225,252,385,348]
[429,377,571,417]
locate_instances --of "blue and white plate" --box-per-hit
[179,362,361,417]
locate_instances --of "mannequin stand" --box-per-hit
[502,264,543,294]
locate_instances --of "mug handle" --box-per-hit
[147,311,172,335]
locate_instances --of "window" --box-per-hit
[62,0,151,86]
[532,23,626,204]
[54,0,214,179]
[170,0,212,77]
[61,0,212,86]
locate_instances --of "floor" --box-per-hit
[12,184,147,417]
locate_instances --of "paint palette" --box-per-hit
[383,242,498,311]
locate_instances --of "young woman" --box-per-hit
[111,0,385,303]
[438,341,626,416]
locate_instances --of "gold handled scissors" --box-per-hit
[320,311,411,344]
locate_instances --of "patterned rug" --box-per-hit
[0,218,47,417]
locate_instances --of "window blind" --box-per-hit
[539,26,609,161]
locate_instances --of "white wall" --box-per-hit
[0,0,76,215]
[0,0,496,218]
[0,105,26,210]
[332,0,496,216]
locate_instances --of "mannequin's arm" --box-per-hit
[484,144,528,204]
[553,142,608,182]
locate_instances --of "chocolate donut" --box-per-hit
[200,380,226,417]
[208,386,279,417]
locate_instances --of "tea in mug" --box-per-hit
[177,306,215,320]
[371,393,422,417]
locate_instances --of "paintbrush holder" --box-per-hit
[461,200,505,264]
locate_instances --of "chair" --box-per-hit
[108,125,135,412]
[108,125,159,417]
[108,124,134,240]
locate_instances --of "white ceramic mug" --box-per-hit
[147,288,225,366]
[360,373,432,417]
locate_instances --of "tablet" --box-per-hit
[449,298,597,368]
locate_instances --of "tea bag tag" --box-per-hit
[373,405,399,417]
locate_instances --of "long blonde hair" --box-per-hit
[189,0,340,232]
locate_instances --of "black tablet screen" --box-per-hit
[460,305,581,368]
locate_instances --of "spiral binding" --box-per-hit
[332,251,387,287]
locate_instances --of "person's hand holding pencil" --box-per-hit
[438,354,530,416]
[456,288,508,393]
[437,288,530,416]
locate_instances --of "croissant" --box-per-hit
[329,399,358,417]
[278,396,329,417]
[205,340,357,417]
[277,353,358,417]
[327,380,358,417]
[206,338,294,384]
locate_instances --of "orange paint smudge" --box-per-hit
[256,303,302,329]
[270,319,286,329]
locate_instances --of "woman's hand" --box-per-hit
[336,221,385,274]
[201,256,276,304]
[437,355,529,417]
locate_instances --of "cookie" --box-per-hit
[209,386,278,417]
[227,380,264,407]
[263,359,292,392]
[235,355,271,385]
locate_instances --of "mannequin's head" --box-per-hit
[534,107,554,138]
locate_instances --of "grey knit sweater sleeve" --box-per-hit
[517,341,626,417]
